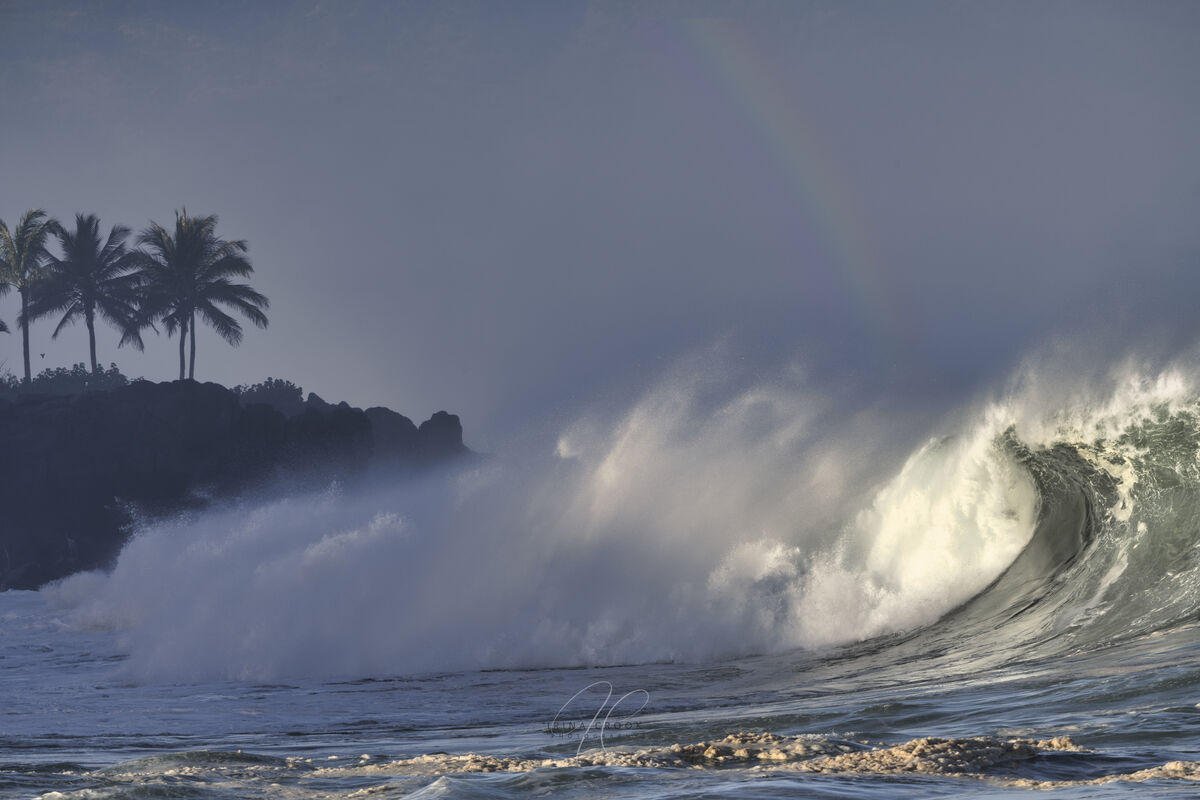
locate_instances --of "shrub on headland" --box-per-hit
[233,377,305,417]
[0,362,132,400]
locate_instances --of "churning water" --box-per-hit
[3,358,1200,798]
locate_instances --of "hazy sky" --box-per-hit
[2,1,1198,447]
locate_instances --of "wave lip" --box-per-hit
[926,379,1200,661]
[945,429,1118,626]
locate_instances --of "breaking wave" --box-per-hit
[44,355,1200,680]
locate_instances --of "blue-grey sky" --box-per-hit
[2,0,1198,447]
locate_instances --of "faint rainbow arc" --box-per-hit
[687,18,896,362]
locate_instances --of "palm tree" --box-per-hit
[133,210,269,380]
[0,209,57,383]
[30,214,144,373]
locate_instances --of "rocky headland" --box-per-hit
[0,380,471,589]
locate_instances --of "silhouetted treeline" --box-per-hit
[0,208,267,382]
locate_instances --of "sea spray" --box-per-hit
[48,360,896,679]
[44,355,1200,680]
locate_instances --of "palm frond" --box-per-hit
[26,288,78,321]
[51,302,84,338]
[196,299,244,346]
[205,280,270,328]
[98,223,132,270]
[0,210,56,288]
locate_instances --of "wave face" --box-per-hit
[944,373,1200,661]
[45,359,1200,681]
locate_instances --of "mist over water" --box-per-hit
[52,346,1197,683]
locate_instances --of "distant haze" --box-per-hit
[3,0,1198,448]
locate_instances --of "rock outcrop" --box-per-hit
[0,380,470,590]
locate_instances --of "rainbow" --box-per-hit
[687,17,898,365]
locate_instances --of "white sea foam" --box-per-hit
[45,351,1200,681]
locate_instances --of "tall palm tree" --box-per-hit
[30,214,144,373]
[0,209,57,383]
[133,210,269,380]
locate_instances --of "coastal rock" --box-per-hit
[0,380,471,590]
[365,406,419,457]
[417,411,468,461]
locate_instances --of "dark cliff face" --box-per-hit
[0,380,470,590]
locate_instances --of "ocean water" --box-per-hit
[3,362,1200,798]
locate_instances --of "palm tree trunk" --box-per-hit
[86,308,98,374]
[188,310,196,380]
[178,319,187,380]
[20,288,30,384]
